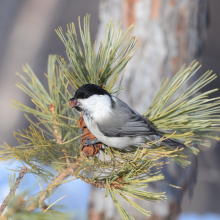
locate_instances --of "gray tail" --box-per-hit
[147,133,186,148]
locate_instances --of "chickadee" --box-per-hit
[69,84,185,149]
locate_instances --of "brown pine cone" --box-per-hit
[78,113,102,157]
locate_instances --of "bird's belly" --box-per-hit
[83,115,145,148]
[97,135,145,149]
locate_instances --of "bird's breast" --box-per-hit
[83,113,101,138]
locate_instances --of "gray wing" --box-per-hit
[97,97,156,137]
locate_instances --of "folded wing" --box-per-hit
[97,96,155,137]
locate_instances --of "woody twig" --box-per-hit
[0,166,27,216]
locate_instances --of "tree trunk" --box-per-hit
[89,0,209,219]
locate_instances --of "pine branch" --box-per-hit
[1,14,220,219]
[0,166,27,216]
[25,103,86,212]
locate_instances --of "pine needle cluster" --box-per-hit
[0,14,220,219]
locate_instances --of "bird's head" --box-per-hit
[69,84,113,112]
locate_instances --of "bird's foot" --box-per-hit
[83,139,101,146]
[81,139,102,157]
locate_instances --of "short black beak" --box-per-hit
[69,97,76,108]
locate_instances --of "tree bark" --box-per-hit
[90,0,209,219]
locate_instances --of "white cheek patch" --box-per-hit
[79,95,112,121]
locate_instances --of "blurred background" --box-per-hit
[0,0,220,219]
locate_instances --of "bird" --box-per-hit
[69,84,185,149]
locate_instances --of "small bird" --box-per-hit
[69,84,185,149]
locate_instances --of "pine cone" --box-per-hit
[78,113,102,156]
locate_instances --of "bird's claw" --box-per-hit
[83,139,101,146]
